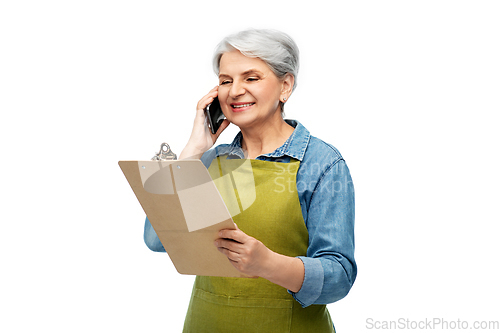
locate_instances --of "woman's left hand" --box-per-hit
[215,225,273,278]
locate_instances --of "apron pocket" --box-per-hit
[183,288,293,333]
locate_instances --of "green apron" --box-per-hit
[183,157,334,333]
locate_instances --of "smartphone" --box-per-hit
[205,97,225,134]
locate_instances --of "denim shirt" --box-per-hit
[143,119,356,307]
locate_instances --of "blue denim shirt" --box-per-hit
[144,119,356,307]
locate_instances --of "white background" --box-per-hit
[1,1,499,332]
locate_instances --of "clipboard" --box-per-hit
[119,159,248,278]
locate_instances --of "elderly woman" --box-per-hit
[144,29,356,332]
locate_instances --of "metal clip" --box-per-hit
[151,142,177,161]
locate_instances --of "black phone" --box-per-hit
[205,97,225,134]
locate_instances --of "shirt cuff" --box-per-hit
[288,256,324,307]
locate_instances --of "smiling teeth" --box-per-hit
[233,103,253,108]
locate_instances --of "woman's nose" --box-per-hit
[229,80,245,98]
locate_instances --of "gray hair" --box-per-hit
[212,29,300,91]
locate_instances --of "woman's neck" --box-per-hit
[240,117,295,159]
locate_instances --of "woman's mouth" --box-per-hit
[231,102,255,112]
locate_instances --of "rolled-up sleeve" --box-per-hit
[290,159,356,307]
[143,217,166,252]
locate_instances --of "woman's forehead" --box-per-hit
[219,50,270,76]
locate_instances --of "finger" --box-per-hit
[218,228,247,244]
[196,87,219,111]
[204,85,219,97]
[196,96,216,113]
[216,244,237,256]
[214,238,242,252]
[216,244,243,265]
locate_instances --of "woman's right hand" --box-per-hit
[179,86,230,159]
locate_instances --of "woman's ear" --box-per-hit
[280,73,294,102]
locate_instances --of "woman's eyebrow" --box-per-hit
[219,69,264,79]
[242,69,263,76]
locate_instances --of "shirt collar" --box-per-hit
[214,119,311,161]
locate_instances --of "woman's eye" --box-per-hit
[247,77,258,82]
[220,80,231,85]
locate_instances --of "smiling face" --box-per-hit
[217,50,291,130]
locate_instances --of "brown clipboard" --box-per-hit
[119,159,248,278]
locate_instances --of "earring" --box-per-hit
[283,97,287,102]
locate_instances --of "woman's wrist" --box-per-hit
[179,145,205,160]
[260,251,305,293]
